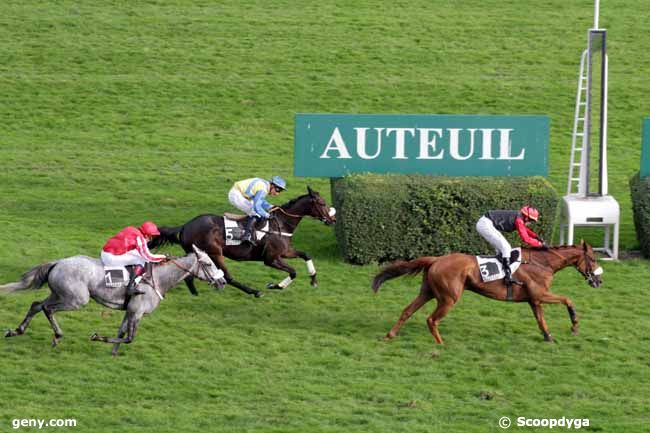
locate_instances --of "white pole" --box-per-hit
[594,0,600,29]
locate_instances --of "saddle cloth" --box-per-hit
[223,215,269,246]
[103,267,130,288]
[476,248,522,283]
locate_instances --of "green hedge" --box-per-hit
[630,172,650,257]
[331,174,560,264]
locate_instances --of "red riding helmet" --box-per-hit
[520,206,539,222]
[139,221,160,236]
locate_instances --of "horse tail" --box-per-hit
[372,257,438,293]
[149,226,183,249]
[0,262,57,293]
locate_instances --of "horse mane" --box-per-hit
[279,193,310,210]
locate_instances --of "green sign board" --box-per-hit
[294,114,549,177]
[641,118,650,178]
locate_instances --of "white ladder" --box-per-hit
[566,50,589,195]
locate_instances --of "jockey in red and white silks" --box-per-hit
[101,222,166,268]
[476,207,543,257]
[476,206,544,287]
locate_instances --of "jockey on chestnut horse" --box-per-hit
[373,206,604,344]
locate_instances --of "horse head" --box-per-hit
[575,240,603,288]
[191,245,226,289]
[280,187,336,225]
[306,186,336,225]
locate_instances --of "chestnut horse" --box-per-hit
[372,241,603,343]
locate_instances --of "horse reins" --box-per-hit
[145,258,211,301]
[271,206,302,219]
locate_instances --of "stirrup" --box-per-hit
[506,276,524,286]
[127,284,145,296]
[126,275,145,296]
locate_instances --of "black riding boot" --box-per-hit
[242,216,257,244]
[125,265,145,296]
[501,257,523,287]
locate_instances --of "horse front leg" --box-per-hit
[210,251,263,298]
[91,312,143,350]
[283,249,318,288]
[264,258,297,290]
[184,276,199,296]
[528,301,553,342]
[111,315,130,356]
[540,293,579,335]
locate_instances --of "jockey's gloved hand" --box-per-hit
[540,242,550,250]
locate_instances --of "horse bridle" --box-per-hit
[170,258,221,288]
[575,250,603,285]
[525,247,603,284]
[271,202,335,224]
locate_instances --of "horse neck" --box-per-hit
[152,255,195,294]
[537,247,582,272]
[276,200,307,232]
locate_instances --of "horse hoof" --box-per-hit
[254,291,265,298]
[571,328,579,336]
[5,329,16,338]
[90,333,99,341]
[266,283,282,290]
[544,334,554,342]
[51,338,60,348]
[311,282,319,288]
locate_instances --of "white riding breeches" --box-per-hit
[228,187,257,217]
[101,250,146,267]
[476,216,512,258]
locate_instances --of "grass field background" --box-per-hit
[1,1,649,432]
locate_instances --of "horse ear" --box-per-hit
[307,186,315,197]
[191,244,202,255]
[580,239,586,250]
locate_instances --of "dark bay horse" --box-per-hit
[149,186,336,298]
[372,241,603,344]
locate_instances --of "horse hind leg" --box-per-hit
[425,297,456,345]
[41,304,65,347]
[385,282,433,340]
[42,289,89,347]
[5,300,45,338]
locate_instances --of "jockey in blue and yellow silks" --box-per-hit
[228,176,287,243]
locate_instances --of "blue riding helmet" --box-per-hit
[270,175,287,191]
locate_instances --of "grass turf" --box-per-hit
[1,1,649,432]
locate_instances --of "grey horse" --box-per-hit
[1,245,225,355]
